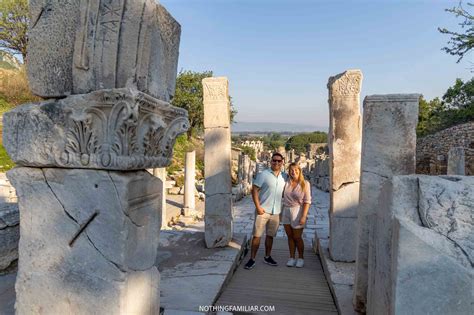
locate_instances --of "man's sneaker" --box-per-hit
[244,259,256,270]
[263,256,278,266]
[286,258,296,267]
[296,258,304,268]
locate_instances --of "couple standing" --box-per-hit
[244,152,311,270]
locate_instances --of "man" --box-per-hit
[244,152,287,269]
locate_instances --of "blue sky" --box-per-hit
[161,0,473,128]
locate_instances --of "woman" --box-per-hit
[281,162,311,268]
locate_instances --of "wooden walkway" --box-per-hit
[215,238,338,315]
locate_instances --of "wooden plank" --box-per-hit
[215,238,338,314]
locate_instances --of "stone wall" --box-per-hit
[416,122,474,176]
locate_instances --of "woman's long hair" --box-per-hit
[288,162,305,191]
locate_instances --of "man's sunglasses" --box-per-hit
[272,159,283,163]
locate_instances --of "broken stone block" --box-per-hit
[370,175,473,315]
[0,203,19,273]
[8,167,162,314]
[28,0,181,101]
[3,88,189,170]
[327,70,363,262]
[353,94,419,313]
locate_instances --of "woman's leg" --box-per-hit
[284,224,296,258]
[292,228,304,259]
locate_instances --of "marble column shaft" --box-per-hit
[327,70,363,262]
[203,77,233,248]
[183,151,196,215]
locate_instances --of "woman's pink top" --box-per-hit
[282,180,311,207]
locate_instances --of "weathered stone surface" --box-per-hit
[183,151,196,215]
[327,70,362,190]
[447,146,466,175]
[391,218,472,315]
[8,167,161,314]
[331,182,359,218]
[204,215,233,248]
[202,77,230,128]
[0,203,19,272]
[353,94,419,313]
[28,0,80,97]
[370,175,473,315]
[152,168,167,228]
[329,216,357,262]
[327,70,362,263]
[28,0,181,101]
[203,77,232,248]
[204,194,233,217]
[204,128,232,196]
[3,88,189,170]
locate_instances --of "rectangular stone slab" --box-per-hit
[2,88,189,170]
[7,167,162,314]
[353,94,419,313]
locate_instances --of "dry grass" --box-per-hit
[0,66,41,106]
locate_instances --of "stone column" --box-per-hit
[353,94,419,313]
[447,147,465,175]
[183,150,196,216]
[202,77,233,248]
[4,2,187,313]
[326,70,363,262]
[153,168,168,229]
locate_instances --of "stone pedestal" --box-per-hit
[8,168,162,314]
[447,147,465,175]
[353,94,419,313]
[372,175,473,315]
[203,77,233,248]
[327,70,362,262]
[153,168,168,228]
[183,151,196,216]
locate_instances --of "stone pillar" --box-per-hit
[3,2,188,312]
[447,147,465,175]
[153,168,168,229]
[183,151,196,216]
[202,77,233,248]
[326,70,363,262]
[353,94,419,313]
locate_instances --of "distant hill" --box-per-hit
[231,121,328,133]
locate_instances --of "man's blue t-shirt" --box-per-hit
[253,168,287,215]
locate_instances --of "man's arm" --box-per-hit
[251,185,265,215]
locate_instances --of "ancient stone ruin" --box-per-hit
[3,1,188,313]
[353,94,420,312]
[203,77,233,248]
[370,175,473,315]
[327,69,363,262]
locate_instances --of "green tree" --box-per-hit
[285,131,328,154]
[438,1,474,67]
[262,132,286,151]
[172,70,237,138]
[0,0,28,61]
[417,78,474,137]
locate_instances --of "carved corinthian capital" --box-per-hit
[3,89,189,170]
